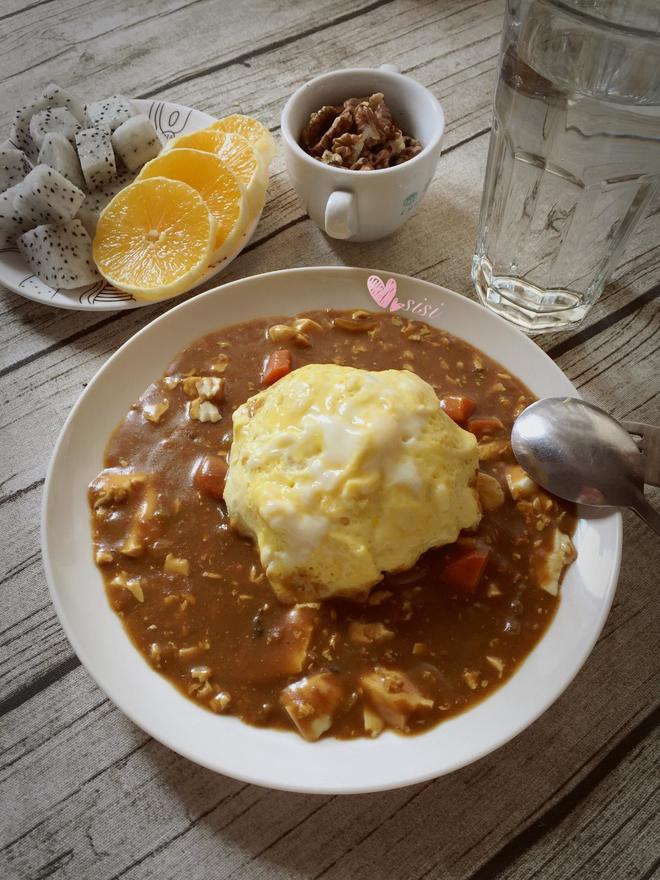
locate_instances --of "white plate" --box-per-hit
[42,267,622,794]
[0,99,263,311]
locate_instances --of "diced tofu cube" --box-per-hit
[505,464,537,499]
[535,528,576,596]
[360,667,433,731]
[280,672,343,741]
[239,605,317,683]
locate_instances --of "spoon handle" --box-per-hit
[631,496,660,537]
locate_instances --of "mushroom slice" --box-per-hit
[476,471,505,511]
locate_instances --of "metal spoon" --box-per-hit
[511,397,660,536]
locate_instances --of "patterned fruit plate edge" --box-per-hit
[0,99,264,312]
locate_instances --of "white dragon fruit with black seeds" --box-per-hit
[40,82,86,124]
[76,170,135,236]
[17,219,100,288]
[0,184,31,248]
[111,115,162,172]
[10,97,51,160]
[0,147,32,190]
[29,107,82,149]
[86,95,135,132]
[13,164,85,225]
[76,126,116,190]
[38,132,86,190]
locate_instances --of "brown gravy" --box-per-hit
[88,310,576,739]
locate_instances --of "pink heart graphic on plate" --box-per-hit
[367,275,403,312]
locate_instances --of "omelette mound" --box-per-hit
[224,364,481,603]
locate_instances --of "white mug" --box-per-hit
[281,66,445,242]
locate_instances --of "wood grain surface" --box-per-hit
[1,2,658,878]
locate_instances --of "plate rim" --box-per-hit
[41,266,623,793]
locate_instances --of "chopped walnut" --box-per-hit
[89,469,145,509]
[348,621,395,645]
[300,93,422,170]
[182,376,202,397]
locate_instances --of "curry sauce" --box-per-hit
[88,310,576,740]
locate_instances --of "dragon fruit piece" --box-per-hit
[0,184,31,248]
[0,146,32,190]
[75,126,116,190]
[29,107,81,149]
[40,82,86,124]
[17,219,100,289]
[85,95,135,132]
[10,97,50,160]
[38,132,86,190]
[76,170,134,236]
[111,115,162,172]
[13,164,85,226]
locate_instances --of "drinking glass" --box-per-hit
[472,0,660,332]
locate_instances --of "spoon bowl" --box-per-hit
[512,397,660,535]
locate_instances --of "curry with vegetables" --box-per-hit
[88,309,576,740]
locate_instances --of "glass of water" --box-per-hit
[472,0,660,333]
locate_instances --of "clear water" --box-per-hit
[473,6,660,333]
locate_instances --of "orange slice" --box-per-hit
[210,115,277,166]
[138,148,247,259]
[166,129,267,215]
[93,177,215,300]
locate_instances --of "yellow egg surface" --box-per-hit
[224,364,481,603]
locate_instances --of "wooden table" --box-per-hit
[1,2,658,878]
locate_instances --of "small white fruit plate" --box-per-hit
[43,267,622,794]
[0,99,264,312]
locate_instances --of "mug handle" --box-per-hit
[324,191,358,240]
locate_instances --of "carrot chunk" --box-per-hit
[194,455,228,500]
[440,547,490,593]
[439,395,476,425]
[262,349,292,385]
[467,417,505,439]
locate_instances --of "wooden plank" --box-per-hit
[0,0,386,127]
[0,504,657,878]
[1,133,658,701]
[1,2,659,875]
[477,729,660,880]
[0,0,499,132]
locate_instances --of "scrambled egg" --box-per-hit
[224,364,480,603]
